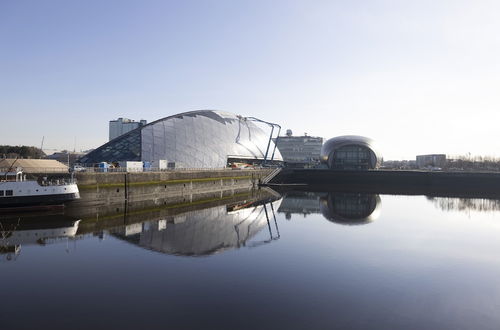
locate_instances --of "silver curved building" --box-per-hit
[80,110,282,168]
[320,135,381,170]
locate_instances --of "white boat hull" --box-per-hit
[0,181,80,207]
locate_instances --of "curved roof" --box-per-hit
[320,135,382,168]
[80,110,282,167]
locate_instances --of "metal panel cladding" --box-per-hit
[140,110,282,168]
[320,135,382,170]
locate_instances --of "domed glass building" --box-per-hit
[320,135,381,170]
[79,110,282,168]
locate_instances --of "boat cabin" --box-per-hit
[0,169,26,182]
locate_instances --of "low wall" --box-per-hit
[74,168,273,205]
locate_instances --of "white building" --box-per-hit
[274,130,323,167]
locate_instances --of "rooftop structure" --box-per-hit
[0,159,68,173]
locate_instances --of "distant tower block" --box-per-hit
[109,118,147,141]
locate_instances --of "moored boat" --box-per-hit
[0,168,80,207]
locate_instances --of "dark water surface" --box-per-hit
[2,192,500,329]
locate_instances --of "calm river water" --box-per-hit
[2,191,500,329]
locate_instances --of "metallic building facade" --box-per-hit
[80,110,282,168]
[320,135,381,170]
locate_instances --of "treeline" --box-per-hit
[0,145,46,159]
[446,154,500,172]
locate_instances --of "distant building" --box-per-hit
[320,135,381,170]
[274,130,323,167]
[109,118,147,141]
[416,154,446,169]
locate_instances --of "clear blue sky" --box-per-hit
[1,0,499,160]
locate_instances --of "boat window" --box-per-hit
[0,190,3,196]
[6,190,13,196]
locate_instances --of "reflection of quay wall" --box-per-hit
[75,169,272,205]
[70,187,278,236]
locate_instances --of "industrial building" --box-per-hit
[416,154,446,169]
[320,135,381,170]
[80,110,283,168]
[274,130,323,167]
[109,118,147,141]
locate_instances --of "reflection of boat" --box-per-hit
[0,215,80,260]
[110,199,281,256]
[0,169,80,208]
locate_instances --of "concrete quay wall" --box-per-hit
[75,169,272,205]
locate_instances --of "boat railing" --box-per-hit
[38,176,77,186]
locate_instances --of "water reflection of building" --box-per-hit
[0,215,80,261]
[319,193,381,225]
[110,199,281,256]
[277,191,381,225]
[278,191,322,219]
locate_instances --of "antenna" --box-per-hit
[40,136,45,155]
